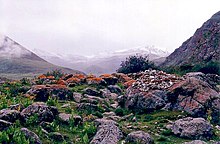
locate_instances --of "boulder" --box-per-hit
[183,140,207,144]
[9,104,24,112]
[100,74,118,85]
[26,84,73,101]
[168,77,220,120]
[21,102,58,123]
[72,92,82,103]
[77,103,98,111]
[49,132,64,142]
[83,88,100,96]
[100,88,118,100]
[170,117,213,140]
[125,90,167,112]
[21,128,42,144]
[0,119,12,131]
[125,131,154,144]
[107,85,122,95]
[90,119,123,144]
[0,109,20,122]
[112,73,133,83]
[58,113,82,125]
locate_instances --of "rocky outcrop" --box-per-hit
[27,84,73,101]
[167,76,220,122]
[162,11,220,67]
[170,117,213,140]
[90,119,123,144]
[21,128,42,144]
[125,131,154,144]
[20,102,58,123]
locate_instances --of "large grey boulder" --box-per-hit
[125,90,167,112]
[90,119,123,144]
[170,117,213,140]
[21,102,58,123]
[125,131,154,144]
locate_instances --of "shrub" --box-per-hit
[117,54,156,74]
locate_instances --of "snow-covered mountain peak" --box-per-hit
[0,35,32,58]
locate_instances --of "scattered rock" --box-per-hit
[0,119,12,131]
[0,109,20,123]
[100,74,118,85]
[125,131,154,144]
[49,132,64,142]
[21,102,58,123]
[72,92,82,103]
[183,140,207,144]
[9,104,24,112]
[107,85,122,95]
[170,117,213,140]
[83,87,100,96]
[27,84,73,101]
[77,103,98,111]
[90,119,123,144]
[59,113,82,125]
[21,128,42,144]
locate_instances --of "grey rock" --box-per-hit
[59,113,82,125]
[183,140,207,144]
[9,103,24,112]
[72,92,82,103]
[0,109,20,122]
[107,85,122,95]
[83,87,100,96]
[126,131,154,144]
[21,102,58,123]
[49,132,64,142]
[21,128,42,144]
[170,117,213,140]
[125,90,167,112]
[0,119,12,131]
[90,119,123,144]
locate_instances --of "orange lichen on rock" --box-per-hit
[38,74,46,79]
[124,80,136,88]
[57,79,67,85]
[47,76,55,80]
[73,74,86,80]
[100,74,113,78]
[66,77,81,84]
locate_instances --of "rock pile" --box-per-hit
[129,70,184,92]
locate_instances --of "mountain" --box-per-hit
[162,11,220,67]
[0,35,82,79]
[33,46,170,75]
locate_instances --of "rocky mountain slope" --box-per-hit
[162,11,220,67]
[0,35,82,79]
[0,69,219,143]
[33,46,169,75]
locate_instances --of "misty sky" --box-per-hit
[0,0,220,56]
